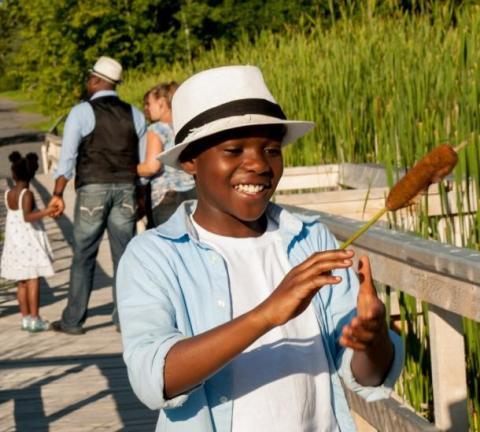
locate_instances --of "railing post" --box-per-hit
[428,304,469,431]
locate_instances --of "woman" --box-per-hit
[137,82,196,226]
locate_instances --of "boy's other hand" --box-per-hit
[339,256,390,351]
[256,249,354,329]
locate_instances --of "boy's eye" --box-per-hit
[224,147,242,154]
[265,147,281,156]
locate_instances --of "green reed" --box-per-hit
[121,4,480,429]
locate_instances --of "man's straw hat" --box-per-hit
[90,56,122,84]
[158,65,315,168]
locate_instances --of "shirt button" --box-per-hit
[219,396,228,403]
[217,300,225,308]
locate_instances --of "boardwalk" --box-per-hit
[0,108,157,430]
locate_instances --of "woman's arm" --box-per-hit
[22,190,54,222]
[137,131,163,177]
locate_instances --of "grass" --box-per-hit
[0,90,55,132]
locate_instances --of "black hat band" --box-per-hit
[175,98,286,145]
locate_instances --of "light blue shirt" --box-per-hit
[54,90,147,180]
[117,202,404,432]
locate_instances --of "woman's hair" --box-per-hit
[143,89,151,105]
[9,151,39,182]
[147,81,179,108]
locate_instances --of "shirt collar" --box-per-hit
[154,200,318,244]
[90,90,118,100]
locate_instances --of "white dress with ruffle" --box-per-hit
[0,189,54,281]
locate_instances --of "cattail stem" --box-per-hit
[454,140,469,153]
[340,207,388,249]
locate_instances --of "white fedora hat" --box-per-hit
[90,56,122,84]
[158,65,315,168]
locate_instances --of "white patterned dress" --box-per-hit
[0,189,54,281]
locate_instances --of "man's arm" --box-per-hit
[49,103,94,216]
[49,176,69,217]
[131,106,147,162]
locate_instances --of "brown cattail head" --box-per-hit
[386,144,458,211]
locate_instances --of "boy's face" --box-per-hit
[181,127,284,236]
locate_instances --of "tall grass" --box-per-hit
[121,4,480,429]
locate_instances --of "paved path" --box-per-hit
[0,100,157,431]
[0,98,47,178]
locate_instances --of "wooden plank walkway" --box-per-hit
[0,174,157,431]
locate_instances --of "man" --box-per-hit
[49,56,146,335]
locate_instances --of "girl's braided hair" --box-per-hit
[9,151,39,182]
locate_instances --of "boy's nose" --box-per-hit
[243,151,270,173]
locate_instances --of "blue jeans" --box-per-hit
[61,183,136,330]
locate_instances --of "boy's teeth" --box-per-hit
[235,184,265,194]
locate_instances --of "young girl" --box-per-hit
[1,151,56,332]
[137,82,196,226]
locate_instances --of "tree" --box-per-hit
[1,0,182,114]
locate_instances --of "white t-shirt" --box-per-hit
[192,216,339,432]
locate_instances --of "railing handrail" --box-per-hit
[290,206,480,322]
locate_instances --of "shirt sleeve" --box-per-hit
[148,122,171,144]
[54,103,94,180]
[339,330,404,402]
[131,106,147,161]
[117,235,190,410]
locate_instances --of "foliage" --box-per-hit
[0,0,468,114]
[0,2,19,91]
[1,0,182,114]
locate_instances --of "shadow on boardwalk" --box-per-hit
[0,172,157,431]
[0,354,156,432]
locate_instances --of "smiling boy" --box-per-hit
[117,65,404,432]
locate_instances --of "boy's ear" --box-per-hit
[180,159,197,176]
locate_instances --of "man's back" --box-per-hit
[75,95,138,189]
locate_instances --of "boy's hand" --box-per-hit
[256,249,354,329]
[340,256,394,386]
[340,256,390,351]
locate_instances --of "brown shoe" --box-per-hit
[51,320,85,335]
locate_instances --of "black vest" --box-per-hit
[75,96,139,189]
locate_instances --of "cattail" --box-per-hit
[385,144,458,211]
[340,143,463,249]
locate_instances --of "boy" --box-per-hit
[117,65,404,431]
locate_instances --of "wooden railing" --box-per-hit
[40,117,65,175]
[40,133,62,175]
